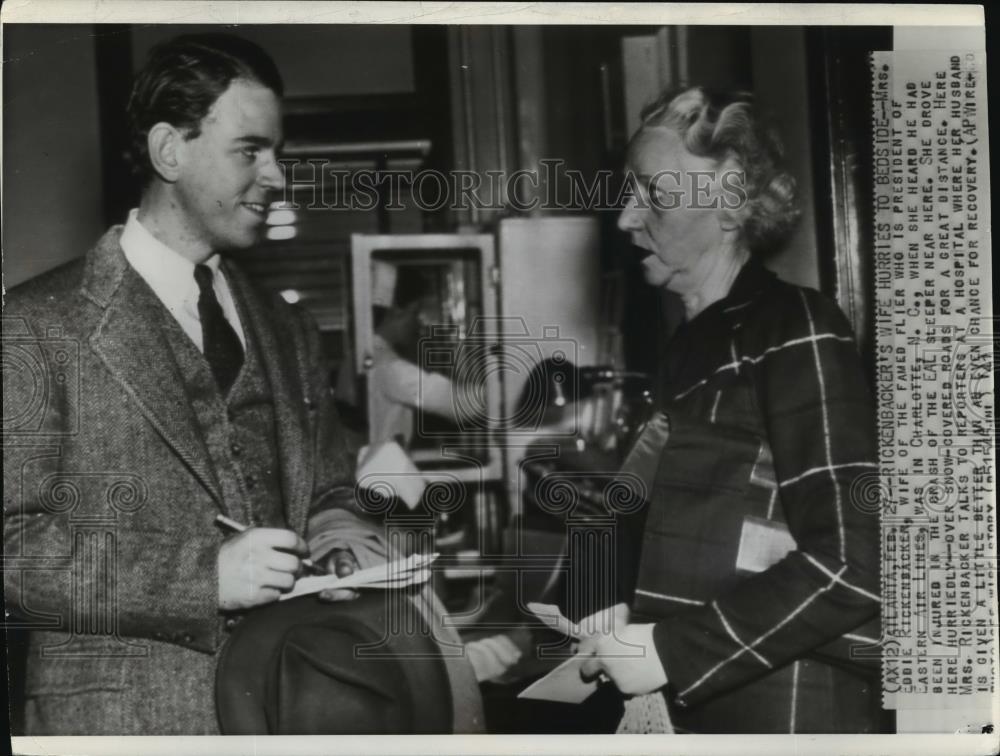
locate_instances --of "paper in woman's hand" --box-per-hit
[518,602,599,703]
[279,552,438,601]
[526,602,584,639]
[517,654,598,703]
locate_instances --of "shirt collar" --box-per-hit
[119,208,223,310]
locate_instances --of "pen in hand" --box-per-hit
[214,514,328,575]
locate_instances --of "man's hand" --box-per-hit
[317,548,360,602]
[218,528,308,611]
[579,622,668,696]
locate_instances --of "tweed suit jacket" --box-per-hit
[3,226,381,735]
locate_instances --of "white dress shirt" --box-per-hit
[119,209,246,353]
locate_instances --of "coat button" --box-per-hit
[183,633,194,644]
[225,616,242,630]
[230,442,242,457]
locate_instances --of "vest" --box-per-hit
[161,304,286,529]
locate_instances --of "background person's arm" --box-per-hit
[377,353,479,424]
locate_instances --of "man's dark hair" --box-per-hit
[125,33,284,185]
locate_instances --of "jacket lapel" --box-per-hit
[225,262,313,535]
[83,228,225,507]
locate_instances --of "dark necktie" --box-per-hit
[194,264,244,393]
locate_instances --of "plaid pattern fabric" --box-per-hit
[647,259,880,713]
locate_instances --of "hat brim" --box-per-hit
[216,592,454,734]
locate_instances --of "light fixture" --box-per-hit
[266,208,297,226]
[266,225,297,241]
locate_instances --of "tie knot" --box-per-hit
[194,264,215,294]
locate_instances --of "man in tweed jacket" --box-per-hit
[3,34,382,734]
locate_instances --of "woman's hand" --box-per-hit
[579,622,668,696]
[572,602,630,656]
[577,601,631,638]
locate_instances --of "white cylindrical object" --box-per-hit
[498,216,602,411]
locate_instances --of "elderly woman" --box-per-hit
[579,88,882,733]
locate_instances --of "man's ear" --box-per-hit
[146,122,185,183]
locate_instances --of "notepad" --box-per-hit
[280,553,438,601]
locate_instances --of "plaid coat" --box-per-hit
[3,227,380,734]
[628,258,882,733]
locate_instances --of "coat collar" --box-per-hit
[84,227,226,507]
[81,227,315,528]
[79,226,130,307]
[686,255,776,329]
[721,256,775,313]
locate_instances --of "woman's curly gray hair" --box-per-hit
[638,87,800,252]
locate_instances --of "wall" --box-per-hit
[130,25,415,98]
[751,27,820,290]
[2,24,417,291]
[2,26,820,292]
[3,25,105,289]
